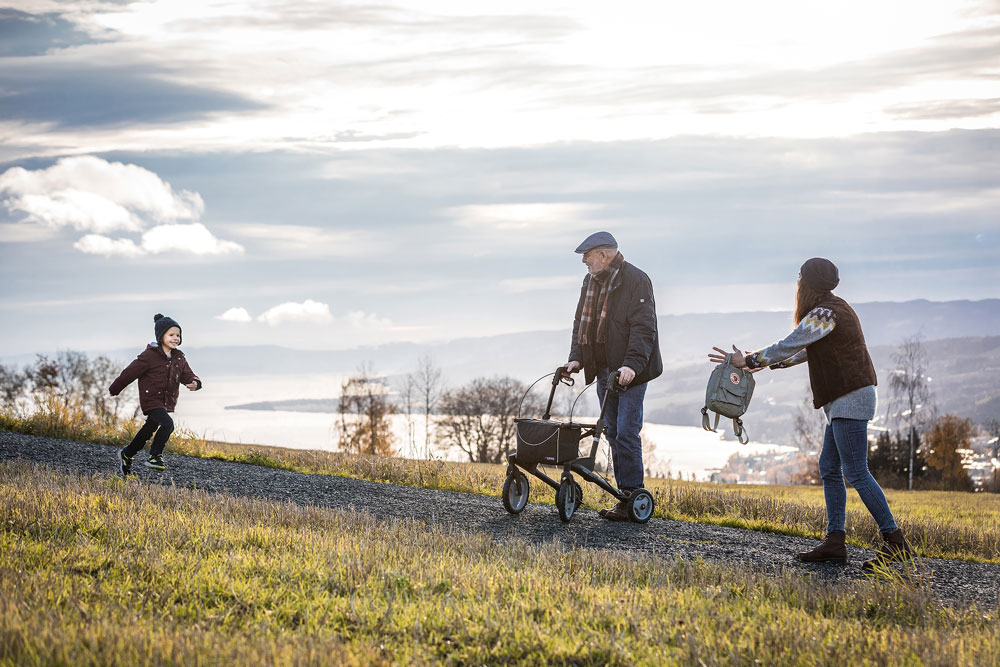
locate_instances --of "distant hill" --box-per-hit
[141,298,1000,382]
[4,298,998,441]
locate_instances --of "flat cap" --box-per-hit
[799,257,840,292]
[575,231,618,254]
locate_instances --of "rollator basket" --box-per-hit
[514,419,582,465]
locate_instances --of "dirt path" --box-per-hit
[2,429,997,611]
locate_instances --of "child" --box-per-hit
[110,313,202,475]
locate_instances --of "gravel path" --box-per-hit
[2,429,998,612]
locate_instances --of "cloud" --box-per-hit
[1,156,243,257]
[232,224,379,257]
[0,60,266,129]
[73,234,143,257]
[885,98,1000,121]
[257,299,333,326]
[216,306,252,322]
[0,8,107,57]
[0,156,202,231]
[74,223,243,257]
[140,223,243,255]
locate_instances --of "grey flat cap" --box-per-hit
[575,231,618,254]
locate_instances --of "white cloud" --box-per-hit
[73,234,144,257]
[0,156,202,232]
[140,223,243,255]
[0,156,243,257]
[257,299,333,326]
[216,306,252,322]
[73,223,244,257]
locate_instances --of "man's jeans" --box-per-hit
[819,418,898,534]
[596,367,646,492]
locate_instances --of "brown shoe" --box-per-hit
[796,531,847,564]
[862,529,913,571]
[602,499,630,521]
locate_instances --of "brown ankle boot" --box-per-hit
[862,529,913,571]
[796,531,847,564]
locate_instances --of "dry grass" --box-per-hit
[3,407,999,563]
[2,461,998,665]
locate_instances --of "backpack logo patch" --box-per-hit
[730,373,740,385]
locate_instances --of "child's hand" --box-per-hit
[185,382,199,391]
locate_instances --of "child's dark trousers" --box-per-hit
[123,408,174,458]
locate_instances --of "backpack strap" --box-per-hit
[701,407,723,433]
[733,418,749,445]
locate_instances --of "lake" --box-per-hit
[173,374,796,481]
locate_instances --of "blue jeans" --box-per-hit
[596,368,647,492]
[819,418,898,534]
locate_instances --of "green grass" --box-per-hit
[2,462,998,665]
[2,407,999,563]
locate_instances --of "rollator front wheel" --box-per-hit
[572,481,583,512]
[556,477,577,522]
[502,470,530,514]
[627,489,654,523]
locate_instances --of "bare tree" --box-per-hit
[0,363,25,410]
[337,363,397,456]
[791,386,825,485]
[414,355,444,458]
[885,335,935,490]
[436,376,541,463]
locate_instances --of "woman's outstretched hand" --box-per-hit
[708,344,748,368]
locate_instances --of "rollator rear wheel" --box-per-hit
[556,478,577,522]
[627,489,654,523]
[502,470,530,514]
[572,481,583,512]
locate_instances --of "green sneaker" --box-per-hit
[119,450,134,477]
[144,455,166,470]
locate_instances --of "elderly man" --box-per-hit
[564,231,662,521]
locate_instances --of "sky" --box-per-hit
[1,0,998,356]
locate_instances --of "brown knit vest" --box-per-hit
[806,296,878,409]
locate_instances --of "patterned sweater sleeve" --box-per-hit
[745,306,836,370]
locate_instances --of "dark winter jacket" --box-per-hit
[109,344,201,414]
[569,261,663,386]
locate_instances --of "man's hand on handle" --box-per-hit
[564,361,636,385]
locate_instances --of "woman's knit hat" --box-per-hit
[154,313,182,345]
[799,258,840,292]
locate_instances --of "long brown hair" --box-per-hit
[794,280,832,324]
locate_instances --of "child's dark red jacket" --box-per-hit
[109,344,202,414]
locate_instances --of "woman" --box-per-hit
[708,258,911,570]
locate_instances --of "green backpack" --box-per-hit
[701,354,755,445]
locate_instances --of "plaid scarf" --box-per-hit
[577,252,624,345]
